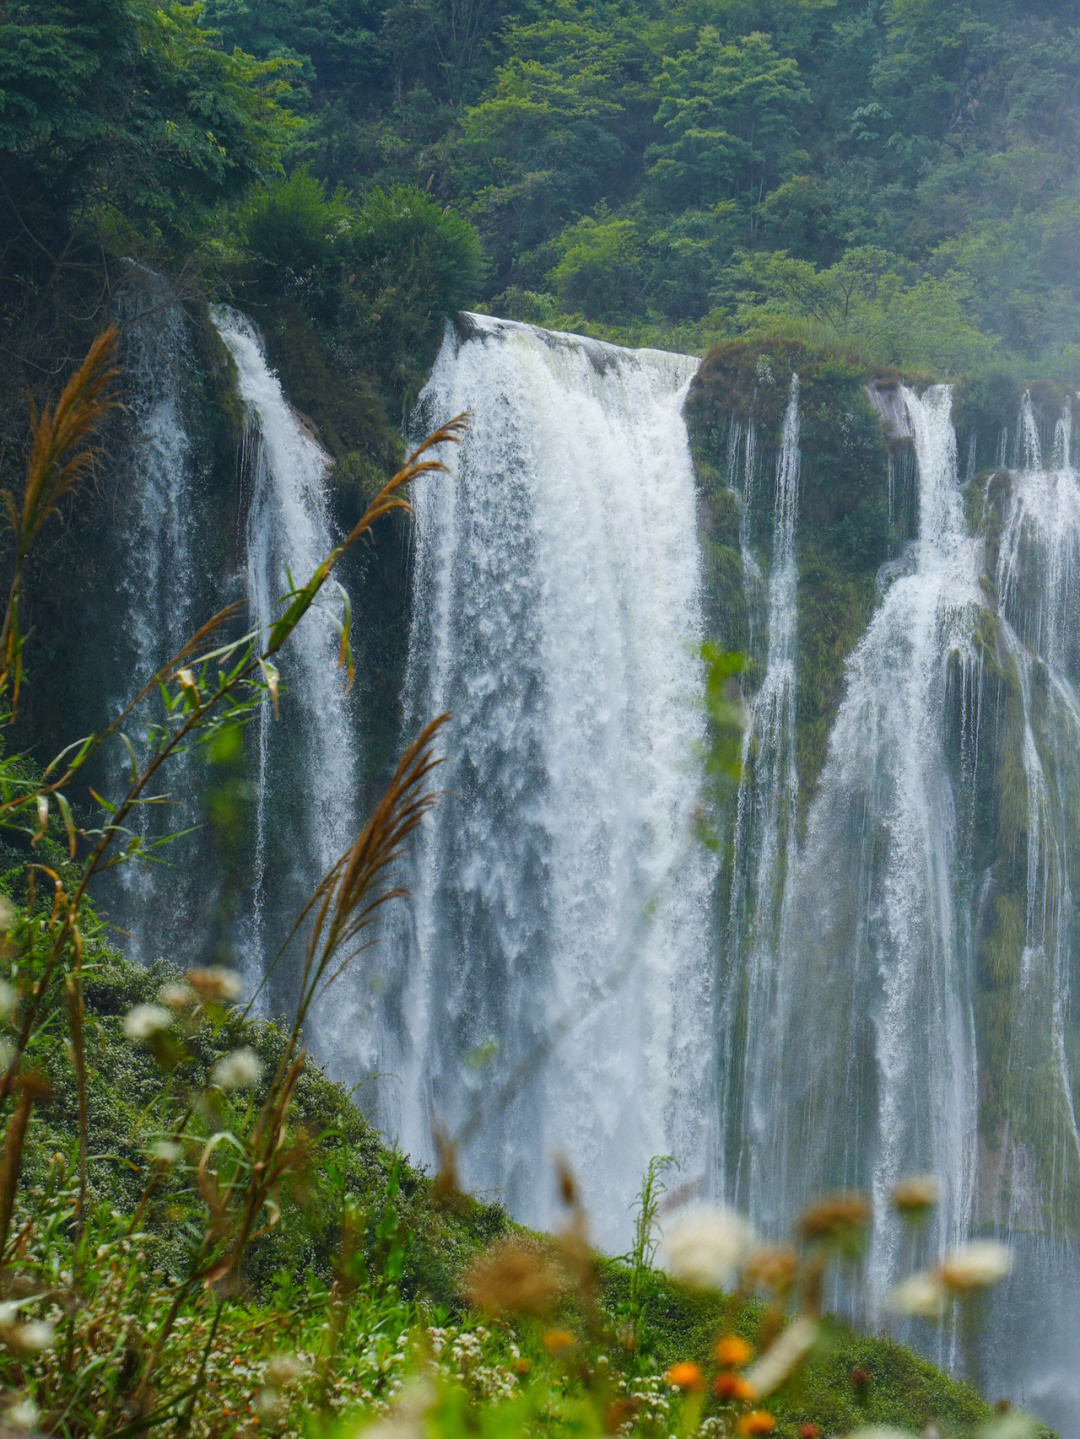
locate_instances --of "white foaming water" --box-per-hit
[721,377,801,1221]
[211,310,359,1018]
[745,387,982,1308]
[390,315,713,1246]
[109,278,210,965]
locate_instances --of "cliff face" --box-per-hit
[688,339,1080,1247]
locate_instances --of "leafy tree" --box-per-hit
[0,0,297,253]
[199,0,384,104]
[647,29,809,240]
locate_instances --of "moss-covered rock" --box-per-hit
[686,338,895,806]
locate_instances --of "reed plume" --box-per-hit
[0,328,120,715]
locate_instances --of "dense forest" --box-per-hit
[5,0,1080,430]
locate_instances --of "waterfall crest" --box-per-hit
[388,315,713,1243]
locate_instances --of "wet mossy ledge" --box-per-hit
[29,943,1008,1436]
[685,339,899,807]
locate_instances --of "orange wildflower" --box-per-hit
[737,1413,777,1436]
[715,1334,754,1368]
[664,1361,705,1391]
[714,1371,756,1401]
[541,1329,576,1356]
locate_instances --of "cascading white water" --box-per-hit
[107,276,215,965]
[721,377,801,1221]
[211,310,359,1016]
[389,314,713,1245]
[739,386,983,1304]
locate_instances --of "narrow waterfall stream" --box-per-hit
[211,310,360,1019]
[721,376,801,1224]
[385,315,714,1244]
[747,385,983,1294]
[104,274,219,966]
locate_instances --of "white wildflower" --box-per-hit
[6,1398,39,1430]
[940,1240,1013,1292]
[186,966,242,1003]
[265,1352,308,1386]
[211,1047,262,1091]
[892,1175,940,1213]
[888,1270,947,1318]
[151,1140,183,1167]
[842,1430,918,1439]
[122,1003,171,1041]
[656,1201,756,1290]
[12,1319,55,1352]
[159,982,196,1011]
[254,1388,285,1422]
[744,1315,818,1397]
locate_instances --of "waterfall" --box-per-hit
[388,315,713,1245]
[105,273,218,967]
[210,310,360,1023]
[733,386,983,1306]
[721,376,801,1222]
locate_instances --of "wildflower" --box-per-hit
[0,979,15,1023]
[742,1244,799,1291]
[664,1362,705,1392]
[850,1366,870,1390]
[159,982,197,1011]
[6,1398,39,1430]
[254,1388,285,1422]
[186,966,242,1003]
[888,1271,946,1318]
[151,1140,183,1167]
[211,1047,262,1090]
[541,1329,576,1356]
[745,1316,818,1397]
[798,1426,822,1439]
[657,1201,757,1290]
[715,1334,754,1368]
[892,1175,939,1215]
[840,1430,916,1439]
[798,1191,871,1240]
[176,668,199,701]
[122,1003,171,1041]
[737,1413,777,1435]
[940,1240,1012,1292]
[265,1353,309,1386]
[714,1372,756,1401]
[12,1319,55,1352]
[465,1239,565,1318]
